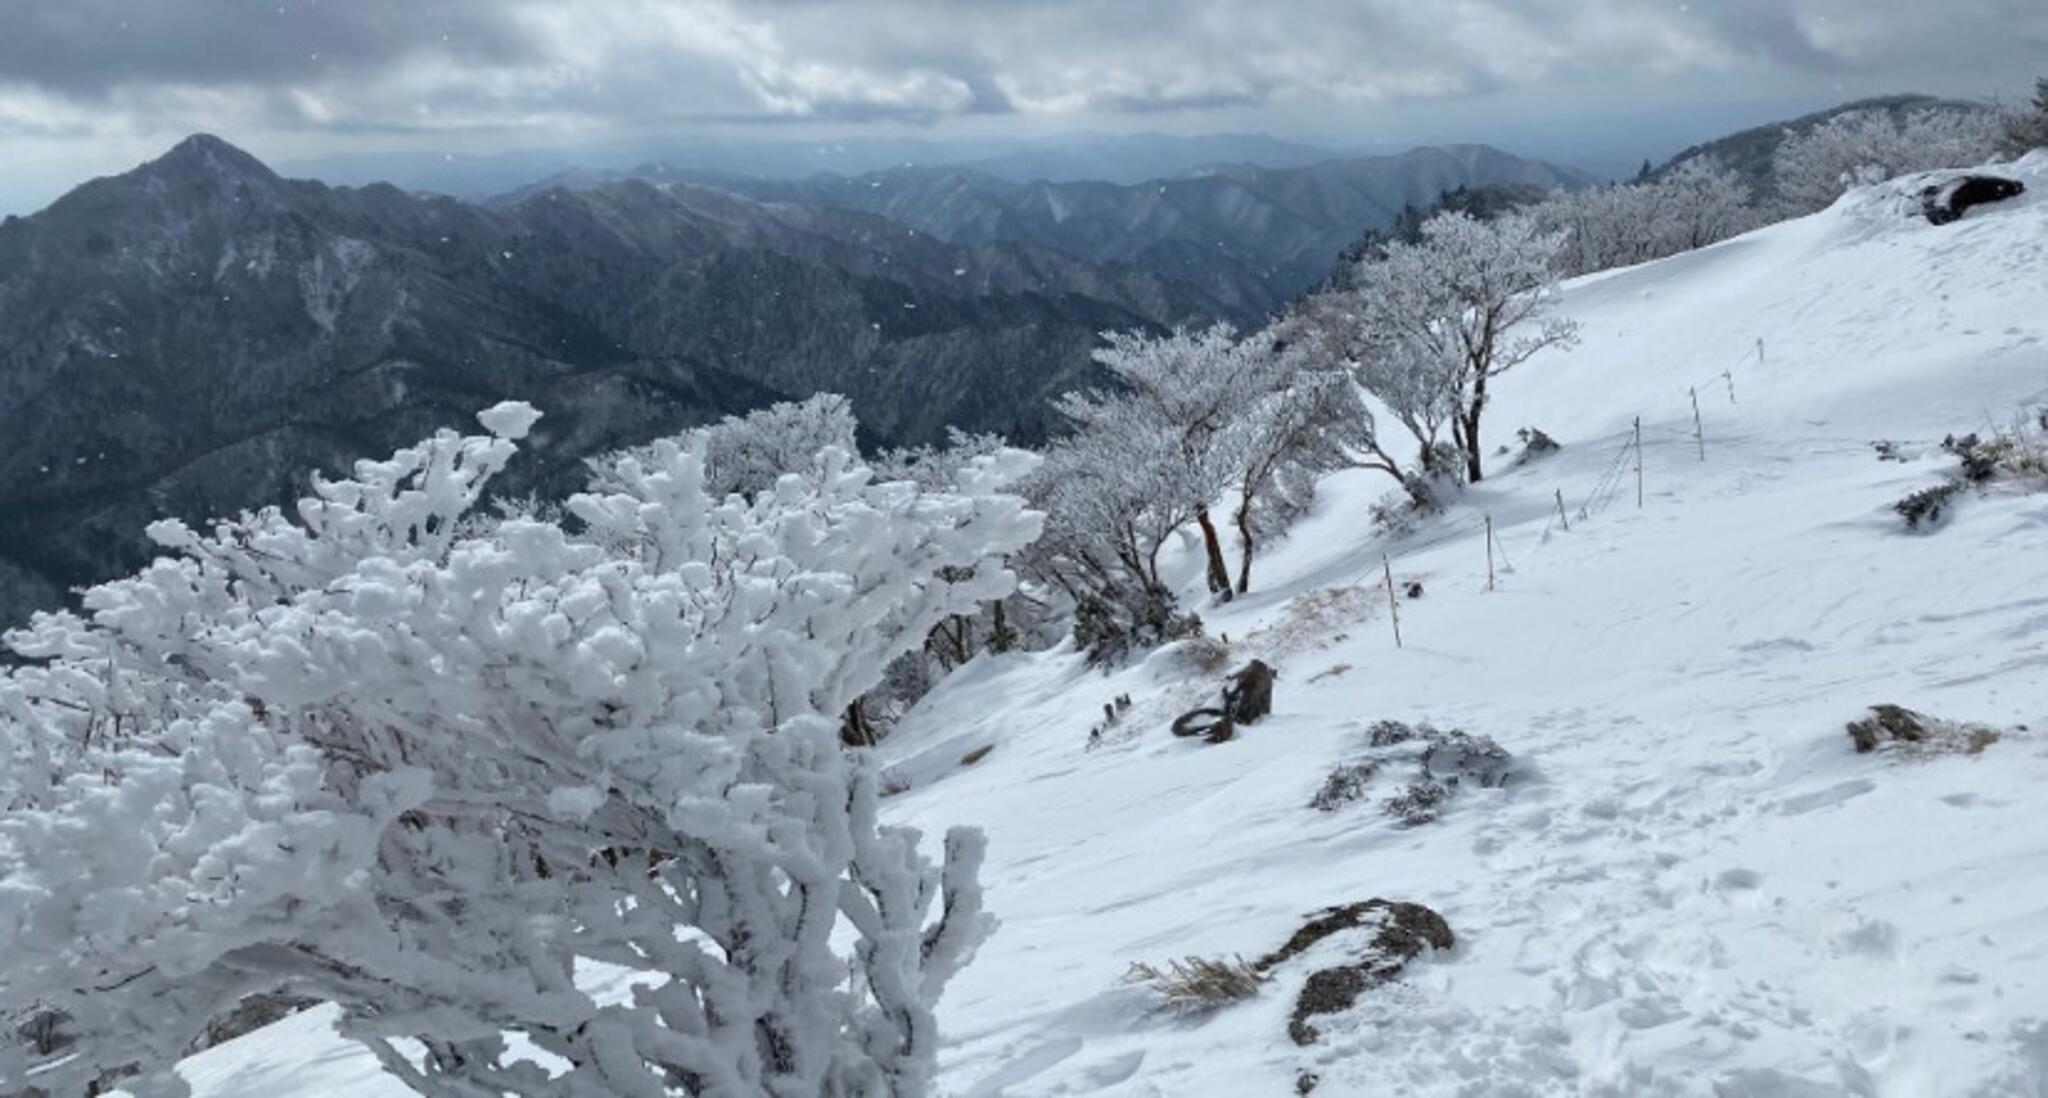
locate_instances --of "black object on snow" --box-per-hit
[1919,175,2025,226]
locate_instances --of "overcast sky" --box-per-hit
[2,0,2043,213]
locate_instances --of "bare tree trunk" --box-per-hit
[1233,493,1256,595]
[840,699,877,748]
[988,599,1015,653]
[1463,373,1490,483]
[1194,505,1233,602]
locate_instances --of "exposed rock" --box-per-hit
[1514,426,1561,462]
[1171,659,1276,745]
[1847,704,2000,756]
[1223,660,1276,725]
[1920,175,2025,226]
[197,994,319,1050]
[1252,900,1455,1046]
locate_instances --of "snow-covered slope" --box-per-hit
[159,156,2048,1096]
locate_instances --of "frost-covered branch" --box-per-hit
[1,402,1041,1097]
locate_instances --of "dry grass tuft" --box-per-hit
[1122,955,1267,1014]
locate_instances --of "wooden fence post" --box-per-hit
[1555,488,1571,532]
[1633,416,1644,509]
[1484,515,1496,592]
[1690,387,1705,461]
[1382,554,1403,649]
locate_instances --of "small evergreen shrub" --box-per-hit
[1308,761,1380,812]
[1892,415,2048,532]
[1384,778,1453,827]
[1894,481,1963,530]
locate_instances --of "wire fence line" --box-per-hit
[1364,338,1778,647]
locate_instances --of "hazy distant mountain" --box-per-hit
[1655,94,1995,199]
[948,132,1341,183]
[519,144,1592,316]
[0,136,1231,628]
[277,132,1347,204]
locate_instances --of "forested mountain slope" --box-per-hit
[0,135,1221,629]
[511,144,1591,318]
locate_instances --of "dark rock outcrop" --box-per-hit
[1252,900,1455,1046]
[1171,659,1277,744]
[1920,176,2025,225]
[1846,704,2000,755]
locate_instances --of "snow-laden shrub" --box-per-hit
[1892,416,2048,532]
[0,403,1042,1097]
[1317,722,1515,826]
[592,391,859,500]
[861,429,1043,730]
[1308,761,1380,813]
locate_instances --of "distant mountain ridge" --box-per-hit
[508,144,1592,314]
[274,132,1352,204]
[0,135,1220,629]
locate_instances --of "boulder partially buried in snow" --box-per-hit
[1919,175,2025,225]
[1846,703,2001,756]
[1253,900,1454,1046]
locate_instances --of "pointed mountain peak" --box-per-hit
[142,134,280,185]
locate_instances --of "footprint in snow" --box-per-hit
[1775,778,1877,816]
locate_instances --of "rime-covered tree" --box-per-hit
[2002,77,2048,155]
[593,392,859,501]
[860,430,1037,733]
[1774,107,2006,214]
[1531,158,1756,276]
[1219,334,1375,592]
[0,403,1041,1098]
[1332,211,1578,483]
[1058,324,1267,603]
[1281,299,1458,494]
[1016,410,1202,665]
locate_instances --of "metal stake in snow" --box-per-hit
[1382,554,1403,649]
[1485,514,1496,592]
[1723,369,1736,404]
[1633,416,1644,509]
[1690,387,1706,461]
[1555,488,1571,532]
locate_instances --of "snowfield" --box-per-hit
[155,155,2048,1095]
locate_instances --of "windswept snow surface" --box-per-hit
[156,157,2048,1095]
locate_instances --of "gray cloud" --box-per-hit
[4,0,2041,134]
[0,0,2042,212]
[0,1,541,95]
